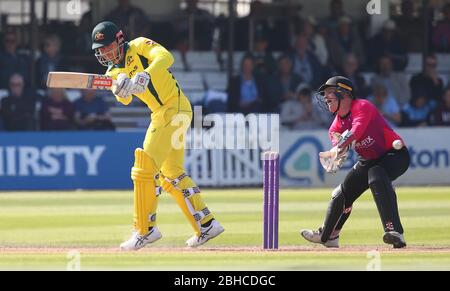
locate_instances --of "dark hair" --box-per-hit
[299,87,312,97]
[3,30,17,42]
[411,89,428,105]
[426,52,437,60]
[379,54,392,62]
[241,52,255,65]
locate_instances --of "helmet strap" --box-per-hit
[333,98,341,115]
[333,90,344,115]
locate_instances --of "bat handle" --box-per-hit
[109,79,117,90]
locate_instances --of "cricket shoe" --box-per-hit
[300,227,339,248]
[120,227,162,251]
[186,220,224,248]
[383,231,407,249]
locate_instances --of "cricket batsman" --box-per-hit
[301,76,410,249]
[91,21,224,250]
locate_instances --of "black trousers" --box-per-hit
[335,147,410,233]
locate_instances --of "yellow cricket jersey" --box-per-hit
[105,37,184,112]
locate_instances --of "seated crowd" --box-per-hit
[0,73,114,131]
[0,0,449,131]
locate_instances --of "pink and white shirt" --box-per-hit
[329,99,404,160]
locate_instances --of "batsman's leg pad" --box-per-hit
[321,185,346,243]
[160,173,214,236]
[368,165,404,233]
[150,175,163,228]
[131,148,159,235]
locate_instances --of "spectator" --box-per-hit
[302,17,328,67]
[324,0,347,38]
[280,92,301,129]
[280,86,327,130]
[203,89,228,114]
[75,8,94,55]
[74,90,115,130]
[253,34,277,76]
[410,54,444,103]
[432,3,450,52]
[40,88,75,131]
[235,1,274,52]
[0,74,35,131]
[401,91,436,127]
[266,3,293,52]
[291,34,326,88]
[0,30,30,89]
[429,87,450,126]
[227,54,266,114]
[268,54,302,106]
[36,35,68,89]
[394,0,425,52]
[175,0,215,50]
[368,20,408,71]
[367,83,402,127]
[327,16,365,71]
[104,0,148,40]
[371,55,411,106]
[340,53,368,98]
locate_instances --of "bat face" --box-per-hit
[46,72,115,90]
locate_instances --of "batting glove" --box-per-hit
[131,72,150,94]
[114,73,133,99]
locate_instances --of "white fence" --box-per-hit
[186,149,262,187]
[186,128,450,188]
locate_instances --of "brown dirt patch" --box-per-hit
[1,246,450,255]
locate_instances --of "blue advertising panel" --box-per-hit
[0,132,145,190]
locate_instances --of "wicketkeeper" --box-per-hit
[301,76,410,249]
[91,21,224,250]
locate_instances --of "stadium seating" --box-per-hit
[105,51,450,130]
[2,51,447,131]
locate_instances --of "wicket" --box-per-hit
[263,151,280,250]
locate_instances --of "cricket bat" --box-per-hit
[46,72,116,90]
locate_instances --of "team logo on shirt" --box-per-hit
[127,56,133,66]
[128,65,138,78]
[355,136,375,149]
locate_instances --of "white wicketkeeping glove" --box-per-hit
[319,130,354,174]
[114,73,133,99]
[319,147,339,174]
[131,72,150,94]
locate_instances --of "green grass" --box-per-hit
[0,187,449,270]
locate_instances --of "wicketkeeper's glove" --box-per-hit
[319,130,354,174]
